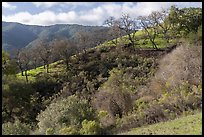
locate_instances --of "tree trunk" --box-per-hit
[115,38,118,45]
[65,59,69,71]
[128,34,134,46]
[21,70,24,76]
[163,31,169,44]
[19,65,24,76]
[150,38,157,49]
[34,60,37,69]
[43,61,46,69]
[46,64,49,73]
[25,70,28,82]
[112,39,117,46]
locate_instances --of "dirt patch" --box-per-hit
[123,45,178,58]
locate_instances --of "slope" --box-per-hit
[15,28,172,82]
[120,112,202,135]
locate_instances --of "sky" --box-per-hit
[2,2,202,26]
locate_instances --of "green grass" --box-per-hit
[16,60,64,82]
[120,112,202,135]
[96,29,176,50]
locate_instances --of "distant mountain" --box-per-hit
[2,21,109,54]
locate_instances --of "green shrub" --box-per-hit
[45,128,54,135]
[197,25,202,39]
[186,24,202,45]
[36,95,96,134]
[2,75,35,123]
[59,126,78,135]
[80,119,101,135]
[98,110,109,119]
[2,119,31,135]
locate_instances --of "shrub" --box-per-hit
[45,128,54,135]
[114,43,202,133]
[197,25,202,40]
[186,24,202,44]
[93,68,137,133]
[80,119,101,135]
[32,74,61,98]
[2,119,31,135]
[2,76,35,123]
[59,126,78,135]
[36,95,96,134]
[149,43,202,95]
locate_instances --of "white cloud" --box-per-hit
[3,11,77,26]
[2,10,103,26]
[2,2,16,10]
[100,2,202,20]
[132,2,202,16]
[2,2,202,26]
[32,2,59,8]
[32,2,93,8]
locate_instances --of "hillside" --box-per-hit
[2,6,202,135]
[3,21,202,135]
[6,39,201,135]
[15,28,176,82]
[120,112,202,135]
[2,21,109,54]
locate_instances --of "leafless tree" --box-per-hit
[90,28,110,47]
[105,18,122,46]
[108,25,121,45]
[20,49,32,82]
[118,14,139,47]
[52,38,77,71]
[104,16,116,27]
[75,30,91,54]
[28,46,40,69]
[13,49,24,76]
[138,13,159,49]
[12,48,31,82]
[105,14,139,47]
[35,40,52,73]
[151,9,172,44]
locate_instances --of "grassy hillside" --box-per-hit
[3,6,202,135]
[120,112,202,135]
[97,29,177,49]
[6,31,202,135]
[16,28,176,81]
[16,60,64,82]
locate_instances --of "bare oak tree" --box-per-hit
[36,40,52,73]
[29,46,40,69]
[151,9,172,44]
[105,17,122,46]
[138,14,158,49]
[20,49,32,82]
[118,14,139,47]
[75,30,91,54]
[52,38,77,71]
[13,49,24,76]
[105,14,139,47]
[12,48,31,82]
